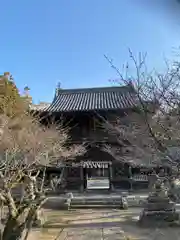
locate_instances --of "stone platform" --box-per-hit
[43,192,148,210]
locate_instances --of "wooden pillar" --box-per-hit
[93,116,95,131]
[80,166,84,192]
[128,165,133,191]
[109,163,114,191]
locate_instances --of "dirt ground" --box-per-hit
[28,208,180,240]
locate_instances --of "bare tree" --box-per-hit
[104,50,180,170]
[0,112,85,240]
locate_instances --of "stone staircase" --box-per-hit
[70,195,125,209]
[43,193,148,210]
[70,194,147,209]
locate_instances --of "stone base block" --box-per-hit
[145,202,175,211]
[147,196,169,203]
[138,210,179,227]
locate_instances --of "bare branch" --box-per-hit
[105,51,180,168]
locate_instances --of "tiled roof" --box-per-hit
[45,85,138,112]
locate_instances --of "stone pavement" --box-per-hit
[28,208,180,240]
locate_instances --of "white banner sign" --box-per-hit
[87,178,110,189]
[83,161,111,168]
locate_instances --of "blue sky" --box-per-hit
[0,0,180,103]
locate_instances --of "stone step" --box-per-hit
[70,195,130,209]
[71,199,125,208]
[71,195,147,207]
[70,204,125,209]
[71,198,123,203]
[71,201,123,205]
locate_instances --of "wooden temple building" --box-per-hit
[35,84,161,192]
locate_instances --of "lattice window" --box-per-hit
[113,164,124,177]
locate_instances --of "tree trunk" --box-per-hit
[2,216,25,240]
[32,209,45,227]
[1,193,47,240]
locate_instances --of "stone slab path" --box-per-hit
[28,208,180,240]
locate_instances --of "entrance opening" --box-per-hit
[86,168,109,178]
[85,164,110,190]
[80,146,114,190]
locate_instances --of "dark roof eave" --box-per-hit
[42,106,138,114]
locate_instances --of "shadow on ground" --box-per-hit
[30,209,180,240]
